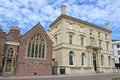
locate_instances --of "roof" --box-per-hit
[112,40,120,42]
[21,22,53,44]
[112,40,120,44]
[50,14,111,33]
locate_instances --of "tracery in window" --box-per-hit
[7,48,14,58]
[27,33,46,58]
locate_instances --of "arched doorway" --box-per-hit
[3,47,16,76]
[93,53,97,71]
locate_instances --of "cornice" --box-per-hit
[50,14,111,33]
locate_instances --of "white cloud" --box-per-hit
[0,0,120,39]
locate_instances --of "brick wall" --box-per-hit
[0,31,6,66]
[16,23,52,76]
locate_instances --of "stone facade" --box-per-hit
[47,5,114,75]
[0,23,52,76]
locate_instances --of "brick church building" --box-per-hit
[0,22,53,76]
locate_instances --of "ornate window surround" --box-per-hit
[26,33,46,59]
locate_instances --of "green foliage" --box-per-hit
[112,78,120,80]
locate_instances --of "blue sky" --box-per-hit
[0,0,120,40]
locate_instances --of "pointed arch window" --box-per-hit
[7,48,14,58]
[27,33,46,58]
[81,53,85,66]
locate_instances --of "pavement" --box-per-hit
[0,73,120,80]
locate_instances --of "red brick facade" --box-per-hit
[16,23,52,76]
[0,22,52,76]
[0,26,20,76]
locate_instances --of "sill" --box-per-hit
[69,65,74,67]
[25,57,46,60]
[82,65,86,67]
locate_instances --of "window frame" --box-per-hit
[80,37,84,46]
[26,34,46,59]
[69,35,73,44]
[69,51,74,66]
[108,56,111,66]
[69,23,73,30]
[90,29,92,35]
[81,53,85,66]
[101,55,104,66]
[98,32,100,37]
[80,26,83,32]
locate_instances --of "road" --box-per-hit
[0,73,120,80]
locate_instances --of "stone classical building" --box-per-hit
[0,23,52,76]
[112,40,120,68]
[47,5,114,75]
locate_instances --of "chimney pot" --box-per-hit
[61,5,66,15]
[105,23,110,30]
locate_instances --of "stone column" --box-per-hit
[87,48,93,72]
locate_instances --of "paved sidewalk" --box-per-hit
[0,73,120,80]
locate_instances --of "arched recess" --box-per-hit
[3,47,16,74]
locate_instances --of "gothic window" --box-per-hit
[27,34,46,58]
[5,60,12,72]
[101,55,104,66]
[69,51,74,65]
[108,56,111,66]
[7,48,14,58]
[81,53,85,66]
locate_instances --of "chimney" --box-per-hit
[105,23,110,30]
[61,5,66,15]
